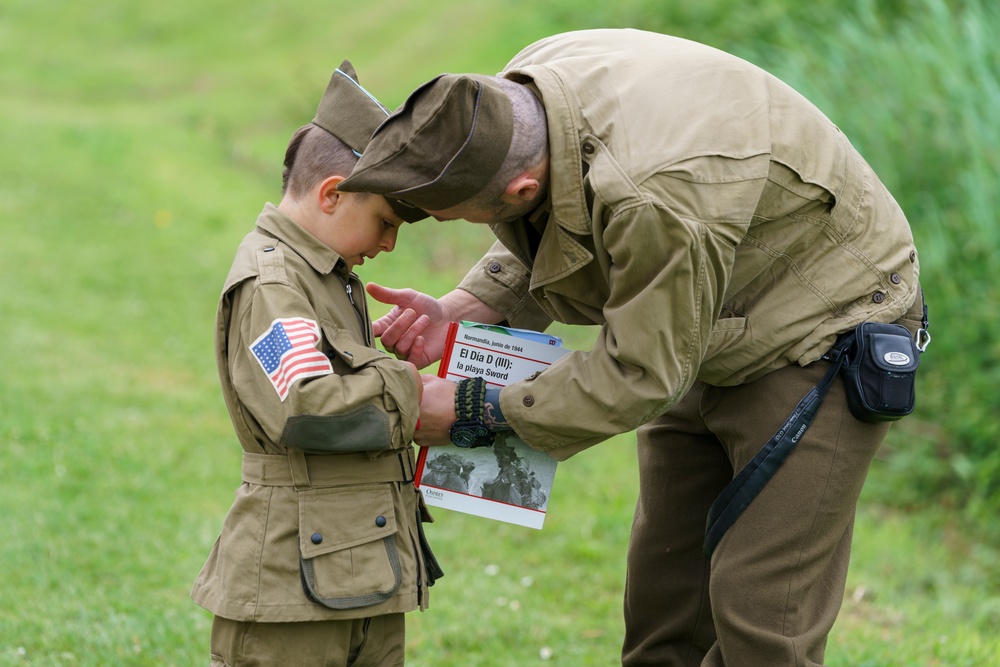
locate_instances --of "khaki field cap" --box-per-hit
[313,60,427,222]
[338,74,514,211]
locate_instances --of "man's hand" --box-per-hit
[366,284,452,369]
[414,375,458,447]
[366,284,504,369]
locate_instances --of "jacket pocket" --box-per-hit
[699,316,753,385]
[702,316,748,362]
[318,321,385,369]
[318,320,419,446]
[297,484,402,610]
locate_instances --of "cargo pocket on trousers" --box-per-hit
[297,484,402,610]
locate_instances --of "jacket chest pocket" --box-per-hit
[297,484,402,610]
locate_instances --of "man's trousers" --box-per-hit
[621,360,891,667]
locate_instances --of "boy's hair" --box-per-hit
[281,124,360,199]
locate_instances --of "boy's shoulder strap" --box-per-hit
[221,230,288,294]
[255,242,288,285]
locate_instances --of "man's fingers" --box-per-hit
[379,308,421,356]
[367,285,444,366]
[390,313,429,361]
[410,335,427,369]
[366,282,411,308]
[371,305,403,337]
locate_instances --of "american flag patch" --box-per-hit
[250,318,333,401]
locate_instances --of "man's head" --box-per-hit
[338,73,549,224]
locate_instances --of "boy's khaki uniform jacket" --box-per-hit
[192,204,431,622]
[458,30,921,460]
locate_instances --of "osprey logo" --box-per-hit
[883,351,911,366]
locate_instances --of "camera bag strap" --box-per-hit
[703,291,931,558]
[702,340,850,558]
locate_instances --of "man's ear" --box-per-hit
[317,175,346,214]
[504,173,541,203]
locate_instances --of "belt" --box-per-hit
[241,448,416,489]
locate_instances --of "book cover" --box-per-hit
[415,321,568,529]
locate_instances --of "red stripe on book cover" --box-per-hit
[436,321,460,380]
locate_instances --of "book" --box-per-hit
[414,321,569,529]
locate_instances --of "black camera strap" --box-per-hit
[703,290,930,559]
[702,340,850,558]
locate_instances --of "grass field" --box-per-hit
[1,0,998,665]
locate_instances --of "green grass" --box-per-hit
[1,0,998,664]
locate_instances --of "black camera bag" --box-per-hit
[839,322,920,422]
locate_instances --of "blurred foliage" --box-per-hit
[533,0,931,51]
[756,0,1000,532]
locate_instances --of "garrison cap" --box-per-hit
[338,74,514,211]
[312,60,427,222]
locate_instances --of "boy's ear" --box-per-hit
[317,175,346,214]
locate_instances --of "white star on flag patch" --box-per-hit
[250,317,333,400]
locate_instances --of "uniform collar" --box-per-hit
[255,203,347,275]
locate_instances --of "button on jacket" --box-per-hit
[192,204,430,622]
[457,30,919,460]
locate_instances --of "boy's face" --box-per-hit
[323,192,404,271]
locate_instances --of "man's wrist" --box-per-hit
[484,385,511,432]
[440,288,503,326]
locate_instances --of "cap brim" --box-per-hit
[387,197,428,222]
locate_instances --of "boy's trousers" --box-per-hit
[621,359,891,667]
[210,613,404,667]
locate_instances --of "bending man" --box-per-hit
[340,29,925,667]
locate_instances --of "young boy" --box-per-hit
[191,61,440,667]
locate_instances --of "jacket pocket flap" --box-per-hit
[298,485,397,559]
[319,321,384,368]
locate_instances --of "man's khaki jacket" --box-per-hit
[458,30,922,460]
[192,205,431,622]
